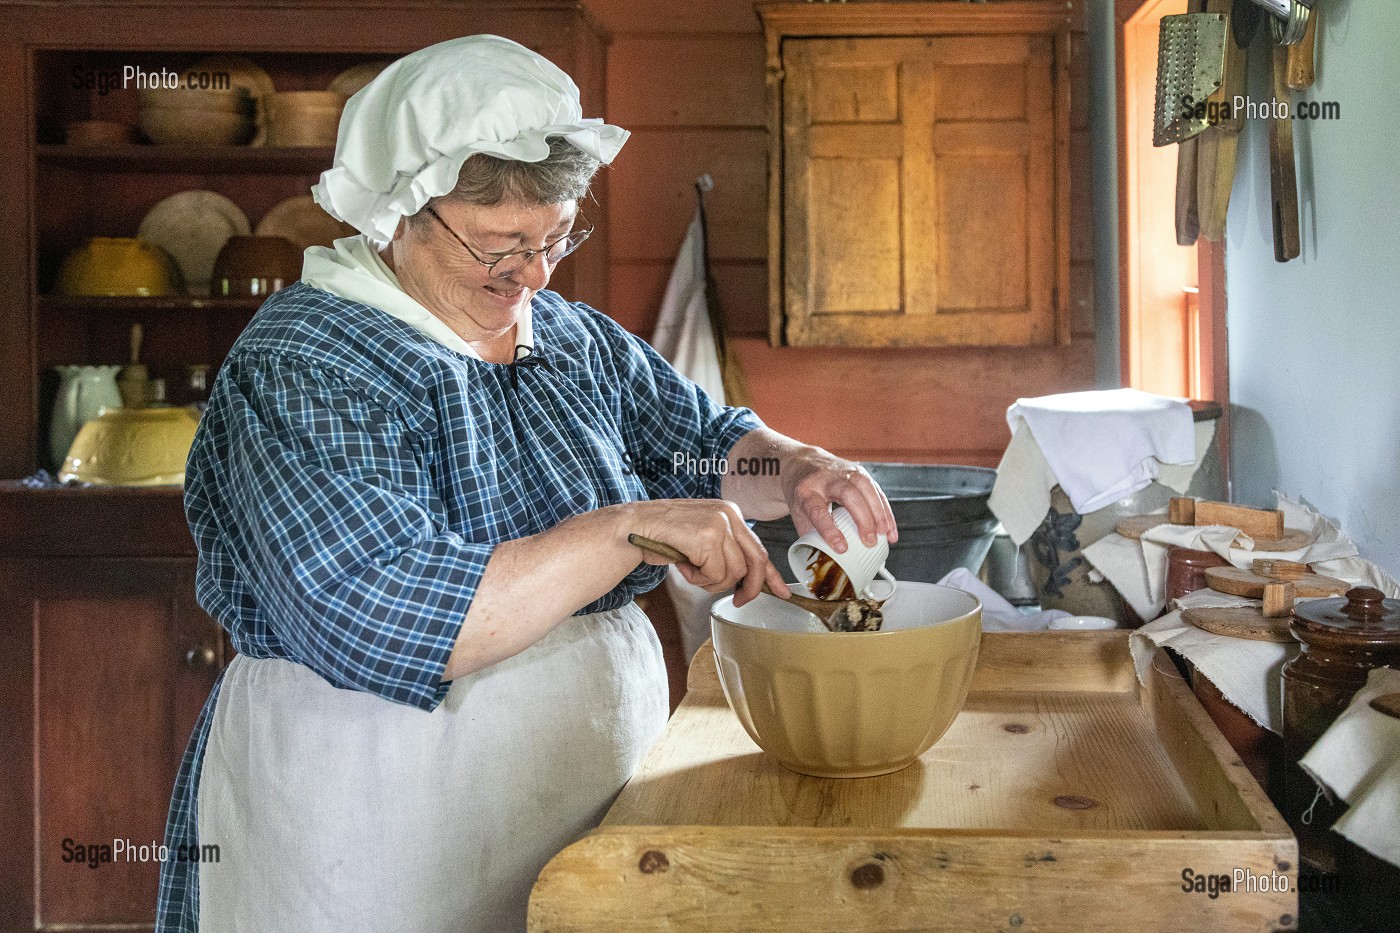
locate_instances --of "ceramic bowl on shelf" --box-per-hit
[265,91,346,147]
[138,86,252,114]
[138,106,254,146]
[212,235,302,297]
[137,191,252,297]
[59,405,201,487]
[54,237,183,297]
[710,582,982,778]
[65,120,137,146]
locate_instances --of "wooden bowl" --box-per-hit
[139,86,252,114]
[139,107,254,146]
[266,90,347,110]
[265,92,346,147]
[65,120,137,146]
[711,582,982,778]
[212,235,302,297]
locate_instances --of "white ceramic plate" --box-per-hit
[255,195,356,252]
[138,191,251,296]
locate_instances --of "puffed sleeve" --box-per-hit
[186,352,487,711]
[580,303,765,502]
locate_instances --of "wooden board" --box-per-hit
[1183,607,1295,643]
[1116,513,1170,540]
[1248,528,1314,551]
[1205,566,1349,599]
[1115,513,1313,552]
[529,633,1296,932]
[1193,501,1285,540]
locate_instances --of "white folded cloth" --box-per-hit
[990,390,1203,545]
[1129,596,1297,732]
[936,568,1070,631]
[1008,389,1195,514]
[1300,667,1400,869]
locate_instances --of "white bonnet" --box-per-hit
[312,35,627,243]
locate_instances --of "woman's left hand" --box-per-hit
[781,448,898,554]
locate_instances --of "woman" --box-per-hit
[157,35,897,933]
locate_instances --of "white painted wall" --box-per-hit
[1225,0,1400,572]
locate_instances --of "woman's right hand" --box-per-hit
[624,499,791,607]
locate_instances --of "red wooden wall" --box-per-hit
[585,0,1097,467]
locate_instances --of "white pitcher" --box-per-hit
[50,365,123,467]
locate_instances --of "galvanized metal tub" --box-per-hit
[752,463,998,586]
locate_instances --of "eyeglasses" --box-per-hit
[424,207,593,279]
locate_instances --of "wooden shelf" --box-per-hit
[38,294,264,314]
[37,144,334,174]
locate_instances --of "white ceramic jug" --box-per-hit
[50,365,123,467]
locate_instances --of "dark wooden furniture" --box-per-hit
[0,3,611,929]
[0,0,610,478]
[0,487,220,931]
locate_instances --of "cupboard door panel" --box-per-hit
[12,560,224,929]
[780,31,1066,348]
[809,157,902,316]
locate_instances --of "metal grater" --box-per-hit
[1153,12,1228,147]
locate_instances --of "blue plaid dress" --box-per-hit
[156,282,762,931]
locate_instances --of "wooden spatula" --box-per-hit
[1370,693,1400,720]
[627,533,884,632]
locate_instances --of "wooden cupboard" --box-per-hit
[0,0,610,479]
[758,1,1073,348]
[0,488,221,931]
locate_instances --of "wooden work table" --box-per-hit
[530,632,1297,932]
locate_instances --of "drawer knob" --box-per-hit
[185,645,217,669]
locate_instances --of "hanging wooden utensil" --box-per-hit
[1176,136,1201,245]
[1269,33,1301,259]
[1198,0,1252,240]
[1286,2,1317,89]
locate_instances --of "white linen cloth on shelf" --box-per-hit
[1088,493,1364,621]
[1300,666,1400,869]
[312,35,629,243]
[990,389,1200,545]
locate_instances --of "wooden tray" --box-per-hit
[530,633,1296,932]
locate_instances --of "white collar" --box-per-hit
[299,235,534,360]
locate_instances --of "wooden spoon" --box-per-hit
[627,533,884,632]
[1370,693,1400,720]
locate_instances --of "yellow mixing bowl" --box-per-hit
[711,582,981,778]
[59,405,200,486]
[54,237,183,297]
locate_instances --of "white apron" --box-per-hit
[196,602,668,932]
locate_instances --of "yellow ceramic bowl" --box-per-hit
[59,406,200,486]
[54,237,182,297]
[711,582,981,778]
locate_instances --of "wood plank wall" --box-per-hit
[585,0,1097,467]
